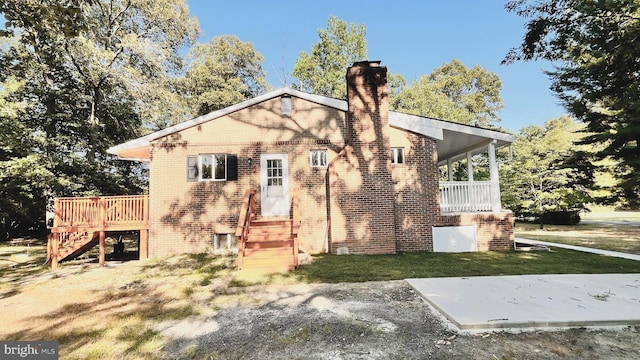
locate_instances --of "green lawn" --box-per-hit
[515,220,640,255]
[235,248,640,285]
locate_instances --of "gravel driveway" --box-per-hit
[159,280,640,359]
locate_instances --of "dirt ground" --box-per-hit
[0,252,638,360]
[160,280,640,360]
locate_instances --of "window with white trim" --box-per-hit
[391,147,405,164]
[309,149,327,168]
[187,154,238,182]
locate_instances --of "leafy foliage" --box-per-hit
[292,16,367,99]
[500,116,593,224]
[181,35,267,117]
[0,0,199,238]
[391,59,503,127]
[505,0,640,207]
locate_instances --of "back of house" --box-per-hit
[108,60,515,259]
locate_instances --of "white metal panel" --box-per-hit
[432,226,477,252]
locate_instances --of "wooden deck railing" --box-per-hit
[49,195,149,269]
[235,189,257,269]
[53,195,149,230]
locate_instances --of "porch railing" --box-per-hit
[439,181,495,213]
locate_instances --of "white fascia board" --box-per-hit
[389,112,444,140]
[436,120,515,143]
[107,87,348,160]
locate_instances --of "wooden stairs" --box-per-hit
[48,231,100,263]
[241,219,297,272]
[236,189,300,273]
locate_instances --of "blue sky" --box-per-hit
[186,0,567,132]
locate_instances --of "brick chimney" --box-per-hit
[328,61,396,254]
[346,60,390,151]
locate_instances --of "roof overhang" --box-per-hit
[108,87,514,165]
[107,87,347,162]
[389,111,514,166]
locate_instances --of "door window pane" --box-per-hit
[266,159,284,197]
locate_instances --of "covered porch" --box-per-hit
[438,139,507,214]
[390,112,513,214]
[390,112,515,252]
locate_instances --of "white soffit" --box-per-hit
[389,112,444,140]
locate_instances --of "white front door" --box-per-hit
[260,154,289,217]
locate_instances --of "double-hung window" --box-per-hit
[310,149,327,168]
[391,147,405,164]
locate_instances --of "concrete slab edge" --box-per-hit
[404,278,640,334]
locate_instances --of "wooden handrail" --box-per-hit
[236,189,257,269]
[291,187,300,268]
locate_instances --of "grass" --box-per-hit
[1,231,639,359]
[515,218,640,255]
[278,248,640,284]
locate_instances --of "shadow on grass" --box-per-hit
[0,242,49,299]
[2,252,235,359]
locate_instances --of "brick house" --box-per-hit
[107,61,515,261]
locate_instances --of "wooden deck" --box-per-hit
[48,195,149,269]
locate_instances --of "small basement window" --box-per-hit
[310,149,327,168]
[391,147,405,164]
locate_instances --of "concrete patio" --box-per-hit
[407,273,640,332]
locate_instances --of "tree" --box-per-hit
[504,0,640,208]
[500,116,592,227]
[292,16,367,99]
[0,0,199,237]
[391,59,503,127]
[181,35,267,117]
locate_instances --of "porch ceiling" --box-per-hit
[437,128,513,166]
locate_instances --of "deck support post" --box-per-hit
[51,233,59,271]
[99,231,105,266]
[139,230,148,260]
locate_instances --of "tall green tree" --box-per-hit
[500,116,592,227]
[391,59,503,127]
[181,35,267,117]
[292,16,367,99]
[0,0,199,237]
[504,0,640,207]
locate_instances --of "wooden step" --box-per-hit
[247,232,292,242]
[244,240,293,250]
[244,246,293,257]
[241,255,296,270]
[251,219,292,227]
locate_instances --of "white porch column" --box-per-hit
[466,151,474,182]
[447,158,453,181]
[488,141,501,211]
